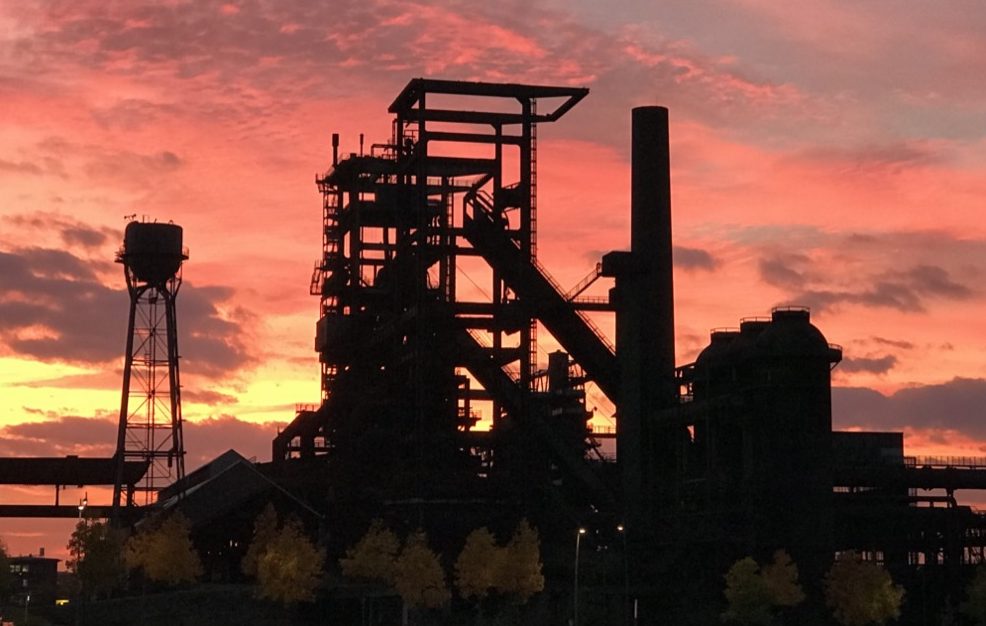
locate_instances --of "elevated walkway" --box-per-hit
[462,199,618,402]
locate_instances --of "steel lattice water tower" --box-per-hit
[112,219,188,509]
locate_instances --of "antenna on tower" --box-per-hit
[112,218,189,515]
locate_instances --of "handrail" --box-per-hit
[906,456,986,470]
[466,192,616,355]
[565,262,603,301]
[531,257,615,354]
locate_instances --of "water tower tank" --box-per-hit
[122,222,186,285]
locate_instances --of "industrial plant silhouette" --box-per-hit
[3,78,986,625]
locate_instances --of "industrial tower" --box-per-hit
[113,220,188,508]
[273,80,621,518]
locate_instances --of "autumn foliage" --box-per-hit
[722,550,805,624]
[454,527,499,599]
[339,518,401,583]
[394,530,451,609]
[256,519,325,604]
[453,519,545,603]
[241,503,279,578]
[824,551,904,626]
[242,504,325,604]
[123,513,202,586]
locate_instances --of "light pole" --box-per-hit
[574,527,587,626]
[617,524,629,625]
[77,493,87,520]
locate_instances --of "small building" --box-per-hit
[9,551,59,608]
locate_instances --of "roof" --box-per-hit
[10,555,60,564]
[0,456,148,485]
[157,450,322,528]
[388,78,588,124]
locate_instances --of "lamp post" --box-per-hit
[574,527,587,626]
[617,524,629,625]
[77,494,87,520]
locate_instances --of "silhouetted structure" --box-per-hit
[8,552,59,609]
[273,79,614,519]
[268,78,986,623]
[113,220,188,509]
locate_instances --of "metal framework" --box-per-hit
[269,79,986,622]
[276,79,616,509]
[113,222,188,509]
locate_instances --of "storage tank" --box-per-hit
[121,222,186,285]
[751,306,841,582]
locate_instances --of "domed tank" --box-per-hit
[756,307,841,362]
[692,328,738,399]
[695,329,739,368]
[121,222,186,285]
[750,306,839,571]
[721,318,770,385]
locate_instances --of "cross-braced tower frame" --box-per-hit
[113,220,188,508]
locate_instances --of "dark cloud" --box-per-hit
[833,378,986,441]
[837,354,897,375]
[871,336,915,350]
[0,414,285,469]
[182,389,239,406]
[0,245,253,377]
[902,264,972,299]
[674,246,718,271]
[90,98,179,131]
[759,246,975,313]
[5,212,116,251]
[793,141,947,175]
[182,415,284,468]
[758,253,809,290]
[61,226,108,248]
[82,148,184,186]
[0,415,116,457]
[0,158,44,175]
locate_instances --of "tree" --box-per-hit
[722,557,773,625]
[66,521,125,599]
[393,530,450,610]
[825,551,904,626]
[242,503,279,578]
[256,519,325,604]
[124,513,202,586]
[962,564,986,625]
[0,538,12,604]
[722,551,805,624]
[493,519,544,602]
[762,550,806,608]
[455,527,499,600]
[339,519,400,584]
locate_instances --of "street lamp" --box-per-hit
[574,527,587,626]
[78,493,88,520]
[617,524,629,625]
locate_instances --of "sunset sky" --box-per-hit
[3,0,986,557]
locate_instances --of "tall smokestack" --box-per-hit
[604,106,677,539]
[631,106,675,393]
